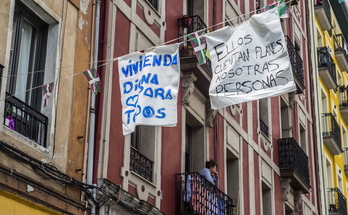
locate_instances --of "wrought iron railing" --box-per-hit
[178,15,212,69]
[285,36,304,86]
[3,92,48,147]
[339,87,348,107]
[178,15,207,35]
[322,113,341,148]
[318,47,336,82]
[130,146,153,182]
[278,138,310,185]
[175,172,237,215]
[334,34,348,54]
[260,119,269,137]
[315,0,331,22]
[328,187,347,215]
[146,0,158,11]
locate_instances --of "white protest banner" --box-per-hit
[206,8,296,109]
[118,44,180,135]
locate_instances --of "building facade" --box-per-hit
[313,0,348,214]
[94,0,321,214]
[0,0,98,214]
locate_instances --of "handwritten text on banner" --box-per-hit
[205,8,296,109]
[118,44,180,135]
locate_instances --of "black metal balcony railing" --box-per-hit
[175,172,237,215]
[322,113,341,148]
[178,15,211,68]
[278,138,310,185]
[260,119,269,137]
[285,36,304,85]
[4,92,48,147]
[130,146,153,182]
[334,34,348,56]
[178,15,207,35]
[318,47,336,81]
[315,0,331,22]
[328,188,347,215]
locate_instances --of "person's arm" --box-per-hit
[211,168,219,188]
[214,175,219,188]
[200,168,215,185]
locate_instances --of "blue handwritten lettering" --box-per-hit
[156,108,166,118]
[143,106,155,118]
[121,53,178,77]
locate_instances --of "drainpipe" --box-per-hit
[87,0,100,214]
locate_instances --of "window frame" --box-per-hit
[8,1,48,110]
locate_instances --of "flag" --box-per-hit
[265,0,289,18]
[42,82,54,107]
[83,68,101,94]
[188,30,207,64]
[206,29,211,60]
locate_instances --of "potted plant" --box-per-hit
[5,107,14,130]
[180,15,192,28]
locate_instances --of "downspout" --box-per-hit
[308,0,325,214]
[87,0,100,214]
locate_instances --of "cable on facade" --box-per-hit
[0,140,116,208]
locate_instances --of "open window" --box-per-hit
[4,0,58,147]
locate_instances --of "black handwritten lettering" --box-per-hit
[275,70,289,84]
[215,43,226,61]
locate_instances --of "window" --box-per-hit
[259,98,269,137]
[262,182,272,214]
[185,124,192,173]
[226,149,239,201]
[130,125,155,182]
[256,0,265,13]
[8,1,48,110]
[281,97,291,138]
[146,0,158,11]
[185,110,205,173]
[4,1,50,147]
[300,124,307,154]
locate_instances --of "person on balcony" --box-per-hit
[200,159,219,188]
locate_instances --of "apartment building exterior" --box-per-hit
[313,0,348,214]
[0,0,97,214]
[92,0,321,214]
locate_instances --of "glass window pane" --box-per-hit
[16,19,34,102]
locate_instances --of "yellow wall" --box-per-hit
[0,190,62,215]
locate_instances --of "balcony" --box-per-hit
[318,47,337,90]
[178,15,211,97]
[285,36,304,94]
[260,119,269,138]
[3,92,48,147]
[334,34,348,71]
[97,179,164,215]
[339,87,348,123]
[130,146,153,182]
[344,148,348,176]
[175,172,237,215]
[322,113,342,155]
[314,0,332,31]
[278,138,311,193]
[328,188,347,215]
